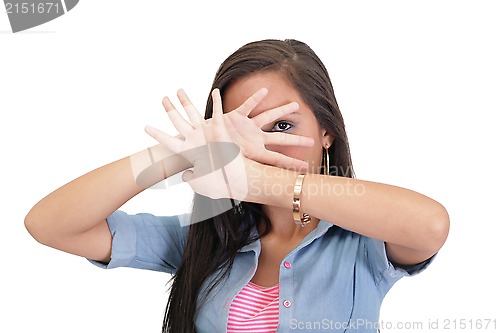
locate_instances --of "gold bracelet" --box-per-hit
[293,174,311,227]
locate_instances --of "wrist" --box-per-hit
[129,144,192,189]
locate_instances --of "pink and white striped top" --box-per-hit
[227,281,280,333]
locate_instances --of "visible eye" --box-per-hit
[270,121,293,132]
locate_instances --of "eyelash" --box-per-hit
[270,120,293,132]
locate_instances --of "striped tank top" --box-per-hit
[227,281,280,332]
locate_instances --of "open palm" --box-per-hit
[221,87,313,171]
[145,89,248,200]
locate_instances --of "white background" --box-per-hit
[1,1,499,332]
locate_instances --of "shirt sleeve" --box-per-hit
[364,237,436,294]
[87,210,191,273]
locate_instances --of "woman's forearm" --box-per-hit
[25,143,191,245]
[247,162,449,259]
[302,174,449,252]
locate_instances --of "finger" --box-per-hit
[252,102,299,128]
[177,89,204,127]
[144,125,183,153]
[211,89,224,125]
[162,96,194,135]
[265,132,315,147]
[234,88,268,116]
[261,151,309,172]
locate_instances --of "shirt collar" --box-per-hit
[237,219,335,254]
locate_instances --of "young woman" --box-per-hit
[25,39,449,332]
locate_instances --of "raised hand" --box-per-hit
[145,89,250,200]
[220,88,314,171]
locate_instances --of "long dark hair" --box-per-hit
[162,39,354,332]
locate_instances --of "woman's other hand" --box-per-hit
[220,87,313,171]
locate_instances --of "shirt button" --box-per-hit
[283,261,292,269]
[283,300,292,308]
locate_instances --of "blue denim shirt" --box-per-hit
[89,210,432,332]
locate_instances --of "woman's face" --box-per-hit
[222,71,333,173]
